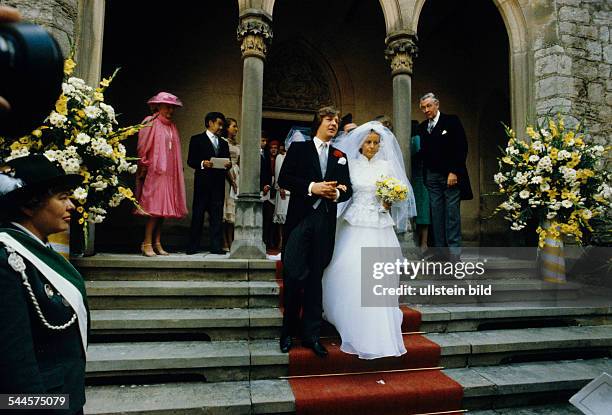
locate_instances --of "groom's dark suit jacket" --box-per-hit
[418,112,473,200]
[279,140,352,243]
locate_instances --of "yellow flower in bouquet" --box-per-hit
[492,115,611,247]
[375,176,408,204]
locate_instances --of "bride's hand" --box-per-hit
[383,201,392,210]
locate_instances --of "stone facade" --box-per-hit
[0,0,77,56]
[534,0,611,146]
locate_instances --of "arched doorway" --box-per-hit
[413,0,511,245]
[98,0,242,252]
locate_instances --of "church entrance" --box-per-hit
[414,0,512,245]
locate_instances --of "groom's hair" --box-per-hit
[312,106,340,135]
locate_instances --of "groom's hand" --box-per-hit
[312,181,338,200]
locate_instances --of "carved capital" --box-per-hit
[237,17,273,60]
[384,33,418,76]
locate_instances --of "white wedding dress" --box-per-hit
[322,153,407,359]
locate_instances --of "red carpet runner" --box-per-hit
[275,262,464,415]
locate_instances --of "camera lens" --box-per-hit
[0,23,63,137]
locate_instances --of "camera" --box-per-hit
[0,22,64,137]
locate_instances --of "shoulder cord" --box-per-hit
[5,246,77,330]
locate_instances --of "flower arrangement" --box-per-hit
[493,116,611,247]
[0,58,145,228]
[376,176,409,206]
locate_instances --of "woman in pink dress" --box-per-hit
[135,92,187,256]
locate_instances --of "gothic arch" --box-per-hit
[412,0,531,135]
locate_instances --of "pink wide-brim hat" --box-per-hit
[147,91,183,107]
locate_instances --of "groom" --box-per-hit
[278,106,352,357]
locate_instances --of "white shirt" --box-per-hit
[308,136,340,202]
[428,111,441,131]
[202,130,219,169]
[10,222,48,247]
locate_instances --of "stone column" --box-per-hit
[74,0,106,86]
[384,31,419,251]
[230,10,273,259]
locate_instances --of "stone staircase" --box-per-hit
[76,254,612,414]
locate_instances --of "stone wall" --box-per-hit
[533,0,611,146]
[0,0,78,56]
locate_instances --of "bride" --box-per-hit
[322,121,416,359]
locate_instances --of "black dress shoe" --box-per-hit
[302,340,328,357]
[279,336,293,353]
[209,249,227,255]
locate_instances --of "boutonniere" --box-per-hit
[442,130,448,135]
[333,149,344,158]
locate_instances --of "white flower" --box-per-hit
[75,133,91,144]
[528,154,540,163]
[128,164,138,174]
[537,156,553,172]
[494,172,506,184]
[90,180,108,192]
[532,141,544,152]
[73,187,88,201]
[530,176,543,184]
[561,199,573,208]
[557,150,571,160]
[5,147,30,161]
[540,182,551,192]
[84,105,102,119]
[514,172,528,185]
[582,209,593,219]
[500,201,515,211]
[519,190,530,199]
[61,82,75,95]
[61,157,81,174]
[546,211,557,219]
[99,102,116,122]
[511,222,525,231]
[48,111,67,127]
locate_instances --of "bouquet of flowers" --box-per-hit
[0,57,146,229]
[492,115,611,247]
[376,176,409,212]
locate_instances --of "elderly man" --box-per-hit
[418,93,472,261]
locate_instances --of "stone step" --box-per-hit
[468,403,582,414]
[85,358,611,414]
[85,280,280,309]
[84,379,294,415]
[87,325,612,384]
[415,304,612,332]
[398,279,582,304]
[86,339,286,382]
[74,253,277,281]
[447,357,612,410]
[90,308,282,341]
[428,325,612,368]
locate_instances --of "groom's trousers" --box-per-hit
[281,204,335,342]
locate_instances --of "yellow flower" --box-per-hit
[64,58,76,75]
[118,187,134,198]
[78,218,85,225]
[94,91,104,102]
[77,206,84,213]
[10,141,25,151]
[18,136,31,145]
[549,119,558,137]
[502,156,514,165]
[526,126,539,139]
[83,212,89,219]
[55,95,68,115]
[549,148,558,160]
[558,116,565,131]
[32,129,42,138]
[100,78,111,88]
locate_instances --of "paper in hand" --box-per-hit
[210,157,230,169]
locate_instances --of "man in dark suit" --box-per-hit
[187,112,231,255]
[418,93,473,261]
[278,106,352,357]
